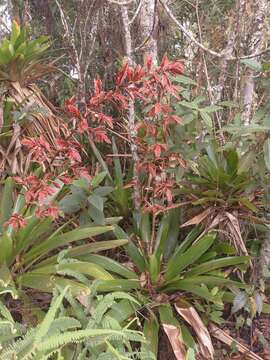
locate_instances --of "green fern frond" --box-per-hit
[49,316,81,334]
[35,286,69,342]
[93,292,140,324]
[0,300,14,322]
[100,315,121,331]
[63,289,88,325]
[0,328,36,360]
[38,329,123,352]
[57,269,90,286]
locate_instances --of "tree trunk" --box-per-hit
[259,230,270,280]
[214,14,237,104]
[120,5,141,210]
[241,0,268,126]
[139,0,158,64]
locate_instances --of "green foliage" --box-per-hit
[107,212,250,359]
[0,21,52,84]
[179,145,261,248]
[0,287,147,360]
[59,173,114,225]
[183,145,256,208]
[0,177,128,297]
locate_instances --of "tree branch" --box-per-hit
[160,0,222,58]
[128,0,144,25]
[107,0,135,4]
[160,0,270,61]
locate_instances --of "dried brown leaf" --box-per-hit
[225,212,248,255]
[175,302,214,359]
[162,323,186,360]
[210,323,263,360]
[181,208,212,228]
[207,213,226,230]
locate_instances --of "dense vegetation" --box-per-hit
[0,1,270,359]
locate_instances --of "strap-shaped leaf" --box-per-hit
[114,225,146,272]
[35,239,128,268]
[185,256,249,277]
[142,314,159,358]
[23,225,114,264]
[95,279,139,292]
[165,233,215,281]
[0,178,14,231]
[76,254,137,279]
[17,273,90,295]
[31,261,114,280]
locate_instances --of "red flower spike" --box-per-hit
[65,97,81,117]
[58,175,73,185]
[132,65,145,82]
[66,105,80,117]
[150,143,167,158]
[145,55,153,71]
[35,205,59,220]
[71,166,92,181]
[4,214,27,230]
[93,113,113,128]
[144,203,165,214]
[77,118,89,133]
[165,60,184,75]
[37,185,56,204]
[160,54,169,69]
[154,181,175,204]
[115,62,129,86]
[21,136,53,165]
[162,115,183,130]
[91,127,111,144]
[94,78,103,95]
[147,103,172,117]
[67,148,82,163]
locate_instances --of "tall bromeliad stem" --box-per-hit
[64,55,186,213]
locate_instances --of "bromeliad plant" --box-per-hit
[0,21,68,176]
[0,21,52,83]
[0,177,128,298]
[179,145,263,255]
[63,55,187,213]
[78,210,250,359]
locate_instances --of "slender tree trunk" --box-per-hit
[242,0,268,126]
[215,14,237,104]
[139,0,158,64]
[120,5,141,210]
[259,231,270,281]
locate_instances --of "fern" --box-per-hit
[39,329,127,351]
[48,316,81,334]
[93,292,140,324]
[0,287,146,360]
[58,268,91,286]
[63,287,88,325]
[0,300,14,322]
[35,286,69,342]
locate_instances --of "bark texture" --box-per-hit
[139,0,158,64]
[120,5,141,210]
[242,0,268,126]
